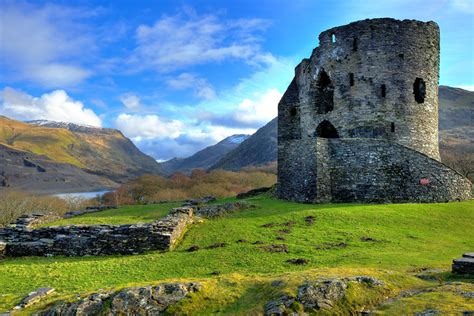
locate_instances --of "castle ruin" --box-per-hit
[277,18,472,203]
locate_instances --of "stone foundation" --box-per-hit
[0,207,194,257]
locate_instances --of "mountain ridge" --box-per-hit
[0,116,162,192]
[159,134,250,175]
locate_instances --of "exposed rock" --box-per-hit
[265,276,385,314]
[298,279,347,310]
[14,288,55,310]
[415,309,441,316]
[286,258,309,265]
[304,216,316,225]
[452,254,474,275]
[297,277,385,311]
[236,186,272,199]
[315,242,347,250]
[261,244,289,253]
[187,245,200,252]
[195,201,253,218]
[264,295,295,315]
[206,242,227,249]
[39,283,200,315]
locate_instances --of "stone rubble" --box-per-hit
[38,282,200,316]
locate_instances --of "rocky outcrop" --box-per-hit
[0,207,194,257]
[264,276,385,315]
[452,252,474,275]
[39,282,201,316]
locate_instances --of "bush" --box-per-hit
[0,191,97,227]
[107,168,277,205]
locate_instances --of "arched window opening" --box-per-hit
[381,84,387,98]
[398,53,404,59]
[391,122,395,133]
[316,120,339,138]
[413,78,426,103]
[318,70,331,86]
[331,33,336,43]
[353,38,358,51]
[290,107,297,116]
[315,69,334,114]
[349,73,354,86]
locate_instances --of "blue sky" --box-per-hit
[0,0,473,160]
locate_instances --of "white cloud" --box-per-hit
[167,73,216,100]
[119,94,141,109]
[456,85,474,91]
[0,3,94,87]
[114,113,184,141]
[450,0,474,14]
[129,10,272,72]
[233,89,281,126]
[0,87,102,127]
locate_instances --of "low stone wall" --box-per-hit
[0,207,194,257]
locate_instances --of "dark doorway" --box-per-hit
[316,120,339,138]
[314,69,334,114]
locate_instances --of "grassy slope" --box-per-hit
[0,117,85,167]
[38,202,180,226]
[1,196,473,313]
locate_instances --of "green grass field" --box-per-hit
[39,202,180,227]
[1,196,473,314]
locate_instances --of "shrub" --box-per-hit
[107,168,277,205]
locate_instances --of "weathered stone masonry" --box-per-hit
[277,18,472,203]
[0,207,194,257]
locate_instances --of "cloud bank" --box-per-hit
[0,87,102,127]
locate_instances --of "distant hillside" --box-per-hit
[0,116,162,185]
[210,118,277,171]
[438,86,474,154]
[159,134,249,175]
[210,86,472,171]
[0,144,117,193]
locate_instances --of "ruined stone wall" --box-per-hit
[279,18,441,160]
[0,207,194,257]
[278,138,472,203]
[277,139,318,203]
[326,139,471,203]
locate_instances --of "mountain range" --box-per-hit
[159,134,249,175]
[0,116,161,193]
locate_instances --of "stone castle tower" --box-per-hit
[277,18,472,203]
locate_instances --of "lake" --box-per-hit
[54,190,111,199]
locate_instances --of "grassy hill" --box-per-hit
[1,196,473,314]
[0,116,161,183]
